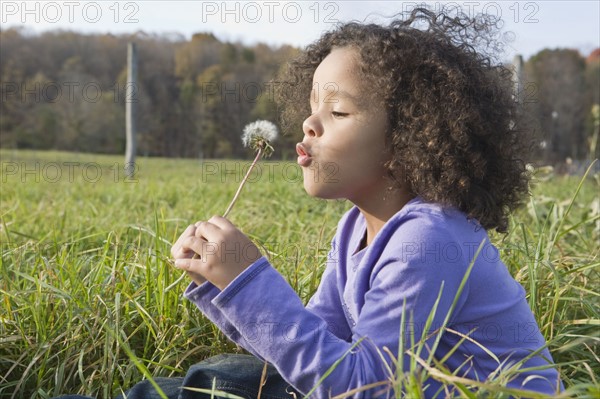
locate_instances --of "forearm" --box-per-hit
[184,281,264,359]
[212,258,391,398]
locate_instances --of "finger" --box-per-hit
[194,221,208,238]
[173,244,197,260]
[186,270,207,286]
[171,224,196,258]
[207,215,236,230]
[195,220,223,241]
[176,224,196,244]
[181,224,196,240]
[180,235,205,257]
[175,259,208,281]
[174,258,193,271]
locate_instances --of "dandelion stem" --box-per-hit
[223,146,263,218]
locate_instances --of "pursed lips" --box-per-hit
[296,142,313,167]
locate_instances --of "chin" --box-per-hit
[301,167,345,199]
[303,181,341,200]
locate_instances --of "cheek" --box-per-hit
[340,135,387,171]
[302,161,339,186]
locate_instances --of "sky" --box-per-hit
[1,1,598,61]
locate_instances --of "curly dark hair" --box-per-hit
[275,6,531,233]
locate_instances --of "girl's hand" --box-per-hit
[174,216,262,290]
[170,224,207,286]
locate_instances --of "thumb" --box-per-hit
[174,258,192,270]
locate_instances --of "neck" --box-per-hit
[353,186,415,249]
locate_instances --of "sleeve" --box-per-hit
[305,240,352,341]
[184,212,353,358]
[184,281,264,359]
[211,221,472,399]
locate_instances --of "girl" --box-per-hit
[167,8,563,398]
[58,6,563,399]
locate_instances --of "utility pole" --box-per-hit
[125,42,137,178]
[512,54,523,103]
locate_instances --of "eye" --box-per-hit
[331,111,348,118]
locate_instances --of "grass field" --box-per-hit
[1,150,598,398]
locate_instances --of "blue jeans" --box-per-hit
[55,354,300,399]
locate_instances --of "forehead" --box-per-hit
[311,47,362,96]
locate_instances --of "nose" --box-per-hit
[302,113,323,138]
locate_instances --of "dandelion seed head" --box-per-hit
[242,120,278,148]
[220,120,278,217]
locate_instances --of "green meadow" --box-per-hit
[1,150,598,398]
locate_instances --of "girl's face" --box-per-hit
[297,46,391,205]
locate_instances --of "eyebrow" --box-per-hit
[333,90,357,101]
[310,87,359,103]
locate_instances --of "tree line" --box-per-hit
[0,28,300,159]
[1,27,598,163]
[523,48,599,163]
